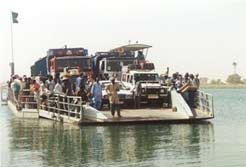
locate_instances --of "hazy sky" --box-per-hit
[1,0,246,82]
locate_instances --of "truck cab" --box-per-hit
[98,56,136,80]
[93,43,152,80]
[49,56,91,76]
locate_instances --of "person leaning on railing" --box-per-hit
[179,74,199,108]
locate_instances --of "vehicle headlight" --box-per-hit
[160,89,165,93]
[141,88,145,93]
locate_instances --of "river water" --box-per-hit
[0,89,246,167]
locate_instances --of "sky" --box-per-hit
[1,0,246,82]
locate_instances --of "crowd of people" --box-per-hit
[163,72,200,108]
[8,71,200,116]
[8,73,122,117]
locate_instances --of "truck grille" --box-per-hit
[118,94,125,99]
[146,88,159,94]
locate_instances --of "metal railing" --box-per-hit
[40,94,85,119]
[8,88,39,110]
[196,90,214,117]
[8,88,85,119]
[8,88,85,118]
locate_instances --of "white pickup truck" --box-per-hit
[121,70,169,108]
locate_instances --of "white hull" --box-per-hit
[7,101,39,118]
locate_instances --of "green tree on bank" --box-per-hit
[226,73,243,84]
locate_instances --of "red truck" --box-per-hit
[32,47,92,77]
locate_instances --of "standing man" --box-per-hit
[91,77,102,110]
[75,73,82,95]
[194,74,200,89]
[106,77,121,118]
[45,75,55,93]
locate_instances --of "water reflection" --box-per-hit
[7,118,214,167]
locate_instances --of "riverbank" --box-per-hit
[201,84,246,89]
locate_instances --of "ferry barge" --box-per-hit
[3,44,214,125]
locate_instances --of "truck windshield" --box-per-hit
[134,73,159,83]
[107,61,121,71]
[56,58,91,72]
[106,60,135,72]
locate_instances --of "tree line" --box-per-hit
[200,73,246,85]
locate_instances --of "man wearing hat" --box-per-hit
[106,77,121,118]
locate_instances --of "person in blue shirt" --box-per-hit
[91,77,102,110]
[75,74,82,94]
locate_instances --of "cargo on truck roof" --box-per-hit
[110,43,152,53]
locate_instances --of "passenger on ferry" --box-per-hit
[106,77,121,118]
[175,73,200,108]
[75,73,82,94]
[20,76,27,108]
[75,72,87,95]
[175,74,183,91]
[188,74,196,108]
[10,75,22,102]
[61,75,73,110]
[163,74,172,86]
[183,73,190,84]
[91,77,102,110]
[30,79,40,108]
[62,76,73,96]
[171,73,178,88]
[53,78,63,95]
[40,78,49,108]
[194,74,200,88]
[77,81,87,102]
[45,75,55,94]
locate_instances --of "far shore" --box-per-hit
[201,84,246,89]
